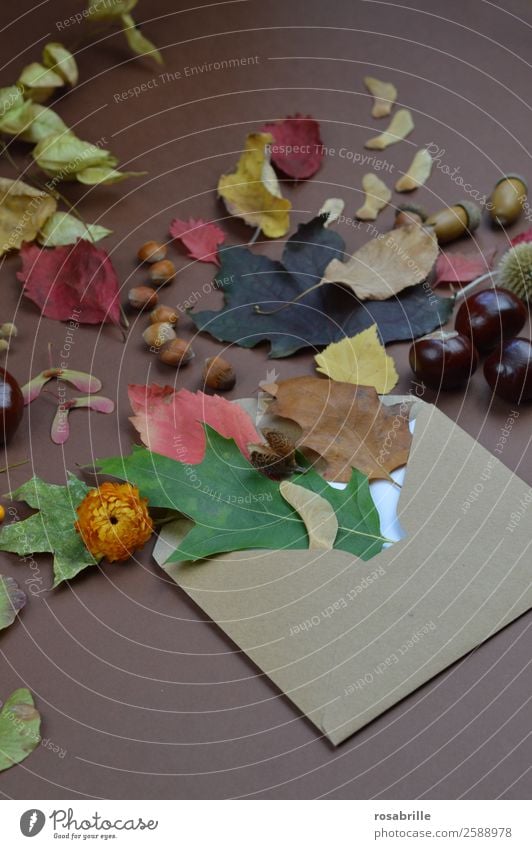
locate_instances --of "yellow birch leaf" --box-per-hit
[314,324,399,393]
[218,133,291,238]
[0,177,57,256]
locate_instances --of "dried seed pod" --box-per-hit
[425,201,480,244]
[497,243,532,300]
[137,241,166,263]
[395,149,433,192]
[159,338,194,366]
[0,339,9,353]
[0,322,17,339]
[203,356,236,391]
[489,174,527,227]
[142,321,176,349]
[365,109,414,150]
[150,259,176,285]
[355,173,391,221]
[149,305,179,325]
[363,76,398,118]
[249,445,296,478]
[262,429,296,460]
[128,285,158,310]
[394,203,427,228]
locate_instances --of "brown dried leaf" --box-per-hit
[279,480,338,549]
[395,149,433,192]
[364,76,398,118]
[365,109,414,150]
[268,376,412,482]
[320,223,438,300]
[356,173,392,220]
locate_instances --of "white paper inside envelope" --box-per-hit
[154,397,532,746]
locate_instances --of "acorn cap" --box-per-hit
[494,173,528,192]
[395,202,427,221]
[455,200,481,231]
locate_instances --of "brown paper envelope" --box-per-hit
[158,398,532,745]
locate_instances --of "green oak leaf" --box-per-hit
[0,474,98,588]
[97,426,386,563]
[0,575,26,631]
[0,688,41,772]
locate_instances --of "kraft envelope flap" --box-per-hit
[159,399,532,745]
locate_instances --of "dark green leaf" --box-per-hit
[190,217,452,358]
[0,688,41,772]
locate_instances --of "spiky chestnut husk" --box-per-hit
[498,243,532,300]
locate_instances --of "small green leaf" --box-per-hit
[76,166,146,185]
[38,212,112,246]
[18,62,64,103]
[121,14,163,65]
[0,474,98,588]
[98,426,386,563]
[0,575,26,632]
[32,132,118,178]
[0,689,41,773]
[87,0,137,21]
[42,43,78,86]
[0,86,24,116]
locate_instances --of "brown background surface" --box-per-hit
[0,0,531,799]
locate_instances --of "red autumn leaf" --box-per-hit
[433,248,496,286]
[17,239,122,325]
[169,217,225,266]
[260,114,324,180]
[510,229,532,246]
[128,385,260,463]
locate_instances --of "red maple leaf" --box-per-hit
[169,217,225,266]
[128,385,260,463]
[17,240,121,325]
[510,229,532,246]
[433,248,496,286]
[260,114,324,180]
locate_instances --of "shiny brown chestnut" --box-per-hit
[484,338,532,404]
[0,368,24,445]
[455,287,527,354]
[409,331,479,390]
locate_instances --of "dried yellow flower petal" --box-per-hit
[364,76,398,118]
[395,148,433,192]
[365,109,414,150]
[355,173,391,220]
[279,481,338,550]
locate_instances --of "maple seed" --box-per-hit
[159,338,194,366]
[150,305,179,325]
[138,241,166,263]
[142,322,176,349]
[203,356,236,391]
[150,259,176,285]
[128,286,158,310]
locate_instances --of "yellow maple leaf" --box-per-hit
[314,325,398,393]
[218,133,291,238]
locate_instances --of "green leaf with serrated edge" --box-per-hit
[0,474,98,588]
[0,688,41,772]
[189,216,453,358]
[97,426,386,563]
[38,212,112,246]
[0,575,26,631]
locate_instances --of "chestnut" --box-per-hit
[484,338,532,404]
[455,287,527,354]
[0,368,24,445]
[409,331,478,390]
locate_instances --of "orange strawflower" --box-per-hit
[75,482,153,562]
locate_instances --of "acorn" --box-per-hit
[203,356,236,391]
[394,203,427,229]
[159,338,194,366]
[128,285,158,310]
[489,174,527,227]
[425,200,481,244]
[149,305,179,325]
[137,241,166,263]
[142,322,176,349]
[149,259,175,286]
